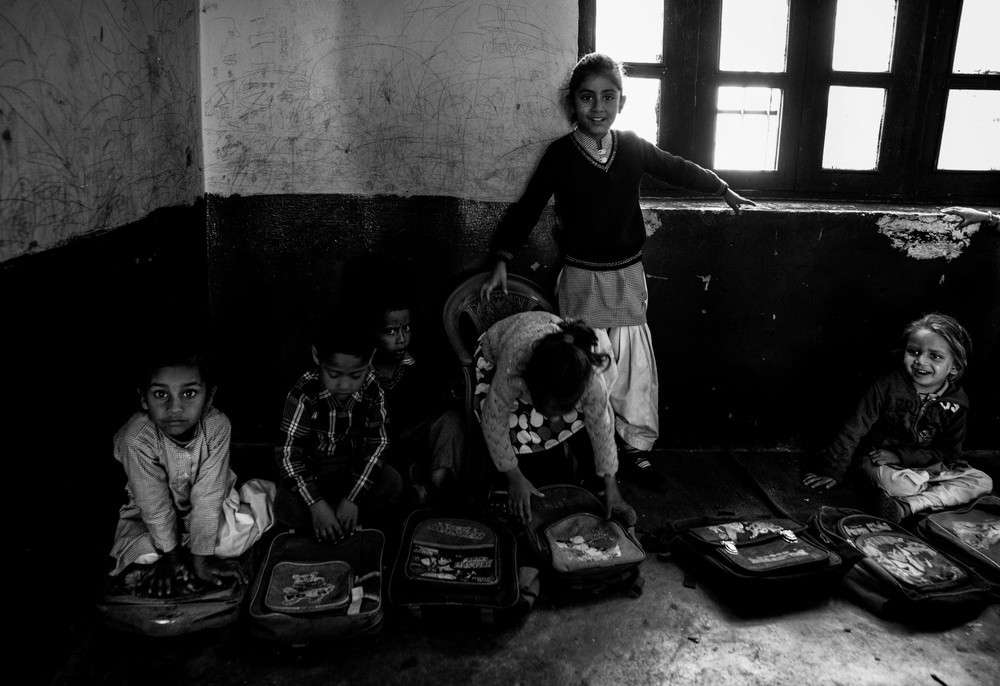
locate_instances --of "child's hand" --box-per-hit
[722,187,757,213]
[138,549,191,598]
[191,554,245,587]
[802,473,838,490]
[940,206,991,229]
[506,468,543,523]
[867,449,901,467]
[480,261,508,299]
[309,499,344,542]
[335,498,360,536]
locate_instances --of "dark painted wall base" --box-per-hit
[2,201,207,664]
[206,194,1000,452]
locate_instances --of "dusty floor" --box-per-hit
[45,451,1000,686]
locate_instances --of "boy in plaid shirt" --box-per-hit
[275,310,402,540]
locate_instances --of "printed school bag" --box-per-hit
[914,495,1000,598]
[247,529,385,642]
[525,484,645,604]
[667,515,845,613]
[811,506,993,627]
[388,509,538,626]
[96,551,253,637]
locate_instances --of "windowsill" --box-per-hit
[639,198,996,215]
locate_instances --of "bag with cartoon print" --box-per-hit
[913,495,1000,598]
[811,507,993,627]
[388,510,539,627]
[668,515,846,613]
[247,529,386,642]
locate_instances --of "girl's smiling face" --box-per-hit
[572,73,625,142]
[903,328,957,393]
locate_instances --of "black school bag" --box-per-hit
[666,514,845,613]
[247,529,386,642]
[524,484,645,605]
[913,496,1000,600]
[388,509,539,627]
[812,506,993,627]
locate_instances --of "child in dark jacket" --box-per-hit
[803,313,992,522]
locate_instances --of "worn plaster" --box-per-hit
[876,214,980,261]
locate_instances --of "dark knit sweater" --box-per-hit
[818,368,969,482]
[492,130,726,267]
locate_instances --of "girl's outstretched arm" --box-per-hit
[722,187,756,213]
[941,206,999,230]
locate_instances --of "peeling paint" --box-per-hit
[643,209,663,236]
[876,215,979,261]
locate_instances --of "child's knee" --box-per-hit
[871,466,929,497]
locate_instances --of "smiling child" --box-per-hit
[803,313,992,522]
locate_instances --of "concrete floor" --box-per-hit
[48,451,1000,686]
[53,556,1000,686]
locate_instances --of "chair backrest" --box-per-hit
[442,272,556,367]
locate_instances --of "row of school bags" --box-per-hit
[97,485,647,639]
[97,491,999,639]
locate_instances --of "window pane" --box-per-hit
[719,0,789,72]
[714,87,782,170]
[822,87,885,170]
[617,77,660,145]
[832,0,896,72]
[596,0,663,63]
[938,90,1000,170]
[953,0,1000,74]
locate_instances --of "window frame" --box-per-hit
[580,0,999,203]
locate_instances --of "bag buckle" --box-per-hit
[781,529,798,543]
[722,540,738,555]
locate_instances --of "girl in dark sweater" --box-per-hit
[481,53,755,490]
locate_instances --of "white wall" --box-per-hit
[200,0,577,200]
[0,0,202,262]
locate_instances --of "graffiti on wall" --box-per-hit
[200,0,576,199]
[0,0,201,262]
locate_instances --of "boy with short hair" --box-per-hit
[275,310,402,541]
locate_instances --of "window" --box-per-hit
[581,0,998,202]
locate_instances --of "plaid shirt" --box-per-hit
[276,368,389,506]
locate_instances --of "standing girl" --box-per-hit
[481,53,755,488]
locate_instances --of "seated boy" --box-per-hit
[274,310,403,541]
[364,283,466,507]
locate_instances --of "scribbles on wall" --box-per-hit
[200,0,577,200]
[0,0,201,263]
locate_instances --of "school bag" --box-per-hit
[665,514,845,613]
[388,509,539,626]
[95,550,253,637]
[247,529,386,642]
[913,495,1000,599]
[811,506,993,627]
[524,484,645,605]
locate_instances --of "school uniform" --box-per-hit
[491,129,727,451]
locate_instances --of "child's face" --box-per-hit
[141,365,212,442]
[375,309,412,361]
[903,329,957,392]
[572,73,625,142]
[312,348,371,401]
